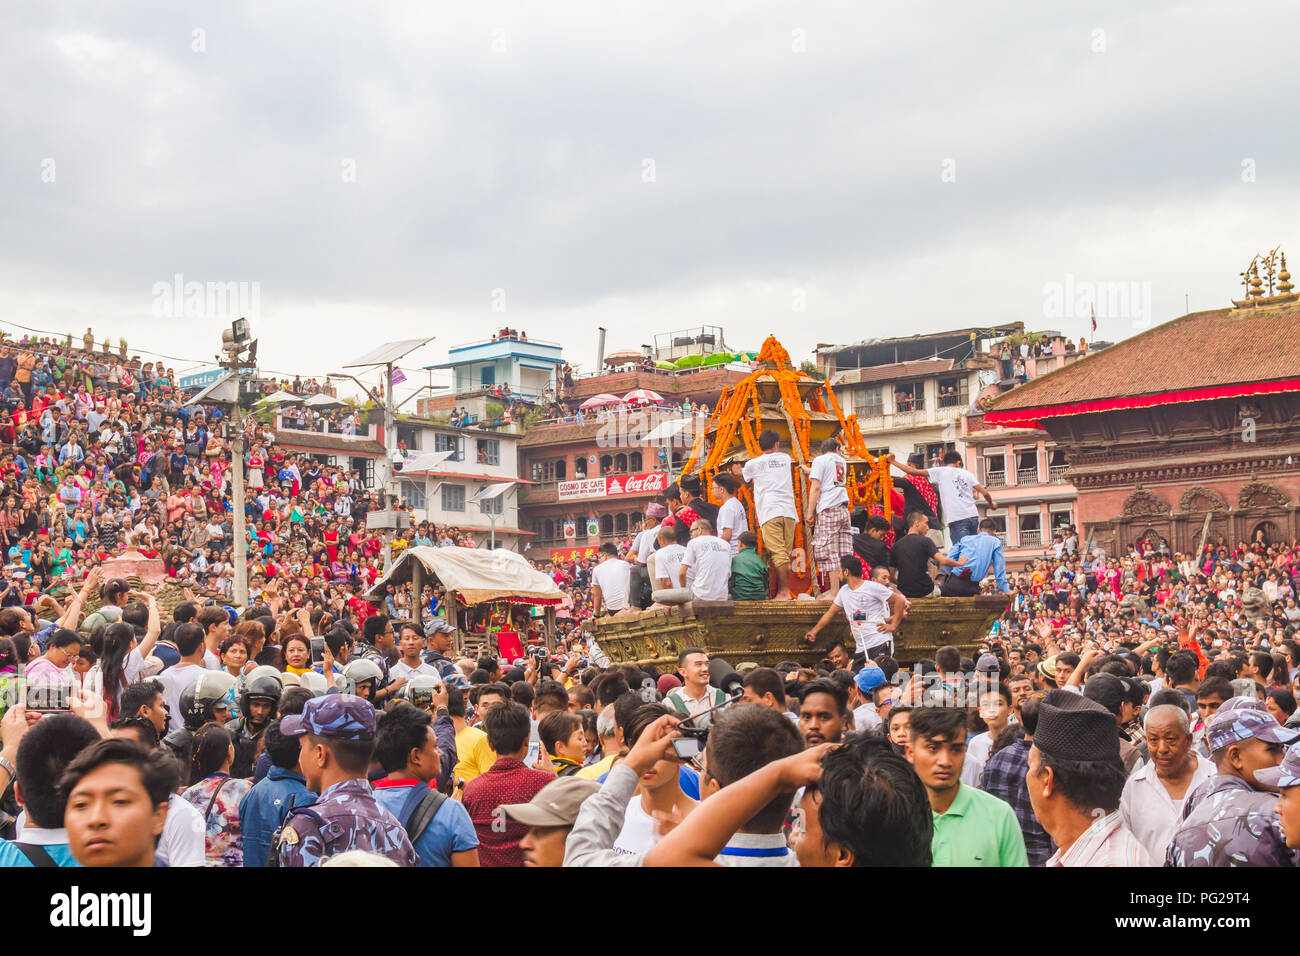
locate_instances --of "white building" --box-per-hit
[392,418,532,551]
[815,325,1022,466]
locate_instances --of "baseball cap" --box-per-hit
[280,693,376,740]
[1255,743,1300,790]
[1205,697,1300,753]
[856,664,887,694]
[500,777,602,828]
[425,619,456,636]
[975,653,1000,675]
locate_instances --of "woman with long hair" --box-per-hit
[86,591,161,722]
[180,724,252,866]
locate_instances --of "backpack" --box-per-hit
[395,783,448,846]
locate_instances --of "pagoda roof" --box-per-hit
[984,307,1300,428]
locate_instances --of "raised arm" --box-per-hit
[887,453,928,478]
[644,744,831,867]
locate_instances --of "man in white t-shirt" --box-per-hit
[741,430,799,600]
[889,451,994,544]
[804,557,906,657]
[635,504,666,566]
[590,543,631,616]
[677,520,733,602]
[164,622,211,733]
[391,621,443,683]
[805,437,852,598]
[650,524,686,594]
[710,473,748,557]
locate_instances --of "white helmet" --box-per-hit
[341,658,384,696]
[298,671,331,697]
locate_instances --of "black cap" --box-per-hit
[1035,690,1120,763]
[1083,673,1124,716]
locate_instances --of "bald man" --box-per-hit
[1119,704,1215,862]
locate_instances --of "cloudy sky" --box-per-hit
[2,1,1295,397]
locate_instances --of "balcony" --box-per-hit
[937,393,968,409]
[1016,468,1040,486]
[1049,464,1070,483]
[1019,529,1042,547]
[985,472,1007,488]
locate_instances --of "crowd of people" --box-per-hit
[0,330,1299,871]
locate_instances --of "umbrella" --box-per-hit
[304,393,346,408]
[258,390,304,405]
[622,388,663,404]
[602,349,644,366]
[580,393,622,409]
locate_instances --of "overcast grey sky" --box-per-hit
[2,1,1296,395]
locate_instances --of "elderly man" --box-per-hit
[1027,691,1150,866]
[1119,703,1215,862]
[1166,698,1300,867]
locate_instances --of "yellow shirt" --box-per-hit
[576,752,618,780]
[453,725,497,786]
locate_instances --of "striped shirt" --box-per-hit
[1047,810,1152,867]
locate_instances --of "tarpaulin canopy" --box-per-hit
[366,546,561,606]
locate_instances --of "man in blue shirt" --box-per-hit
[940,518,1010,596]
[371,705,479,867]
[239,718,316,867]
[0,712,101,867]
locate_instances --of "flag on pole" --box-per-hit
[390,367,407,385]
[1090,306,1097,334]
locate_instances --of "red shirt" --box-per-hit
[460,757,554,867]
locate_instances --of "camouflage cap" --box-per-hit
[1205,696,1300,753]
[1255,743,1300,790]
[280,693,376,740]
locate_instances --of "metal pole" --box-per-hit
[229,355,249,608]
[383,361,397,573]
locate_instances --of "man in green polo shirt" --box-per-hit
[906,706,1027,867]
[729,531,769,601]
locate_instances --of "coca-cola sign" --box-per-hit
[557,471,668,501]
[607,472,668,497]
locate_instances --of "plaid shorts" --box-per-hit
[811,503,853,567]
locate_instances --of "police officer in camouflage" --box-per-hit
[1166,697,1300,867]
[274,694,418,867]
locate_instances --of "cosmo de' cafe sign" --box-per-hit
[557,471,668,502]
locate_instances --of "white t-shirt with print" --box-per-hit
[926,466,980,524]
[716,497,749,556]
[833,580,894,653]
[613,796,660,858]
[742,452,798,525]
[809,452,849,513]
[164,662,208,733]
[681,534,733,601]
[652,543,686,588]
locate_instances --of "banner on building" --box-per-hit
[557,471,668,502]
[549,546,598,563]
[562,520,576,539]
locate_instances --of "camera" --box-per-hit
[390,450,404,473]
